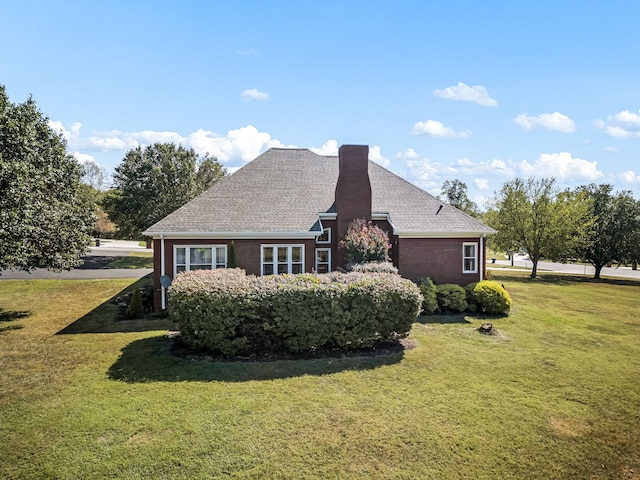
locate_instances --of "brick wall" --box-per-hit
[397,237,484,285]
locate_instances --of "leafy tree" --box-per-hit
[574,184,640,279]
[82,161,108,192]
[485,177,591,278]
[440,179,480,218]
[339,218,391,267]
[0,85,94,272]
[104,143,226,241]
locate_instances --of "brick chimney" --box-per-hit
[335,145,372,266]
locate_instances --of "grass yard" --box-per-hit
[1,273,639,479]
[105,251,154,269]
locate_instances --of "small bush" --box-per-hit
[351,262,398,274]
[416,277,438,314]
[339,218,391,266]
[127,288,143,319]
[436,284,467,313]
[168,270,422,356]
[466,280,512,314]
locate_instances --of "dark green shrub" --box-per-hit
[436,284,467,313]
[168,270,422,356]
[466,280,512,314]
[227,241,238,268]
[351,262,398,274]
[416,277,438,314]
[127,288,143,319]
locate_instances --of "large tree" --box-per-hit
[485,177,591,278]
[0,85,94,271]
[104,143,226,240]
[574,184,640,279]
[440,179,480,218]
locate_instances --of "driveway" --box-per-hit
[0,240,153,280]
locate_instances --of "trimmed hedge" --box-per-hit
[351,262,399,274]
[168,269,423,356]
[466,280,512,314]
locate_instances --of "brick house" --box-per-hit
[143,144,495,310]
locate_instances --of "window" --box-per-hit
[175,245,226,275]
[316,227,331,244]
[315,248,331,274]
[261,245,304,275]
[463,242,478,273]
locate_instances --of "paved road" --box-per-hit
[0,240,153,280]
[489,255,640,280]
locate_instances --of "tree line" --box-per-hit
[440,178,640,279]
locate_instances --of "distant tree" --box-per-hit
[619,196,640,269]
[573,184,640,279]
[440,179,480,218]
[82,161,108,192]
[103,143,226,241]
[339,218,391,267]
[485,177,591,278]
[0,85,94,272]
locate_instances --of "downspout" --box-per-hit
[479,235,485,281]
[160,235,166,310]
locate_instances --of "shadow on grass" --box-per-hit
[57,275,174,335]
[0,308,30,333]
[418,313,472,325]
[108,335,405,383]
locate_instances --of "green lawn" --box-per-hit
[106,251,154,269]
[1,273,639,479]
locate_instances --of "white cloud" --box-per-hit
[411,120,469,138]
[620,170,640,184]
[238,48,258,56]
[433,82,498,107]
[72,152,96,164]
[514,112,576,133]
[369,145,390,168]
[518,152,602,181]
[475,178,489,190]
[396,148,419,160]
[603,146,618,152]
[595,109,640,138]
[311,139,339,156]
[187,125,283,162]
[241,88,269,102]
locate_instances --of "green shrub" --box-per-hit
[436,284,467,313]
[127,288,143,319]
[416,277,438,314]
[168,270,422,356]
[351,262,398,274]
[466,280,512,314]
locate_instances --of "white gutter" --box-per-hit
[480,234,485,281]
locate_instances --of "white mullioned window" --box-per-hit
[174,245,227,276]
[315,248,331,274]
[261,245,304,275]
[316,227,331,244]
[463,242,478,273]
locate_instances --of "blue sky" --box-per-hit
[2,0,640,206]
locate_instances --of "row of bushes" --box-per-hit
[169,269,423,356]
[417,278,512,315]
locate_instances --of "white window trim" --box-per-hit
[315,247,332,273]
[462,242,478,274]
[174,244,227,277]
[316,227,331,244]
[261,244,305,276]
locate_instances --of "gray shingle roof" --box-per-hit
[143,148,495,237]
